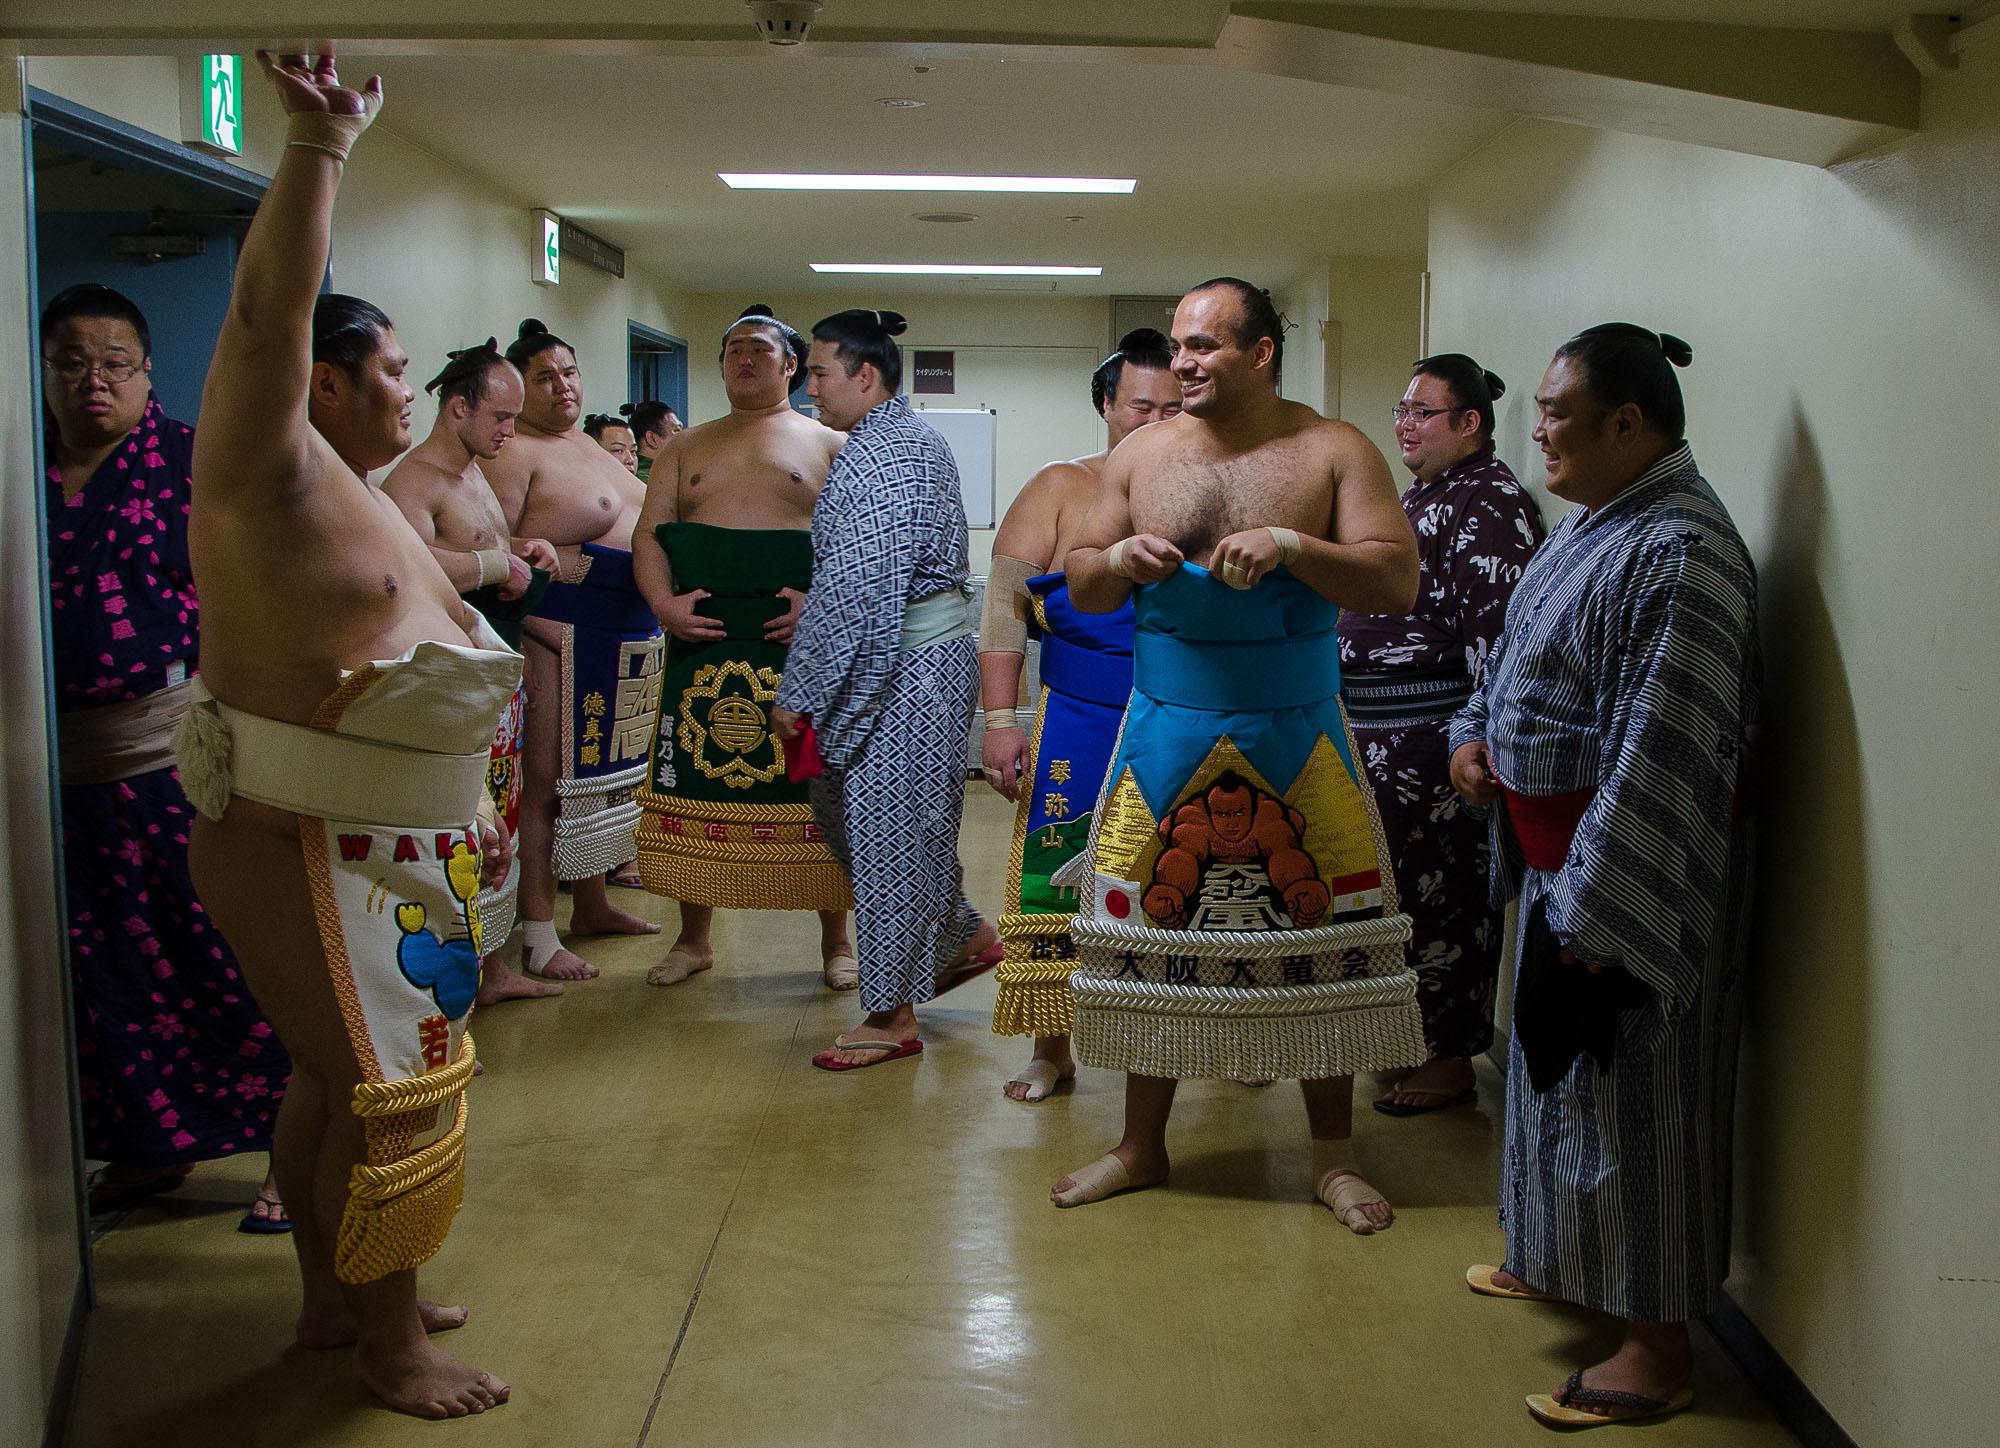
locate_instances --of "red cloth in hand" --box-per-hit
[785,718,824,783]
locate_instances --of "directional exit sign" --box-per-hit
[532,209,561,287]
[179,54,243,157]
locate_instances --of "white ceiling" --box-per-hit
[366,53,1510,296]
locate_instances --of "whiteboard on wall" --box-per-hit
[916,406,997,528]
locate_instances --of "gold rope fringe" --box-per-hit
[991,978,1074,1038]
[635,792,819,825]
[636,850,852,912]
[351,1044,475,1119]
[334,1094,468,1285]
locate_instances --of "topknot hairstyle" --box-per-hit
[425,337,512,408]
[1553,323,1694,441]
[810,308,909,394]
[1411,353,1506,443]
[622,400,681,439]
[311,294,393,380]
[722,304,810,395]
[1091,326,1175,416]
[504,317,575,372]
[1186,277,1285,383]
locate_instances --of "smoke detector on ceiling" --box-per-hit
[747,1,822,44]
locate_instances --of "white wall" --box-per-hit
[684,290,1110,574]
[1275,255,1424,481]
[1426,36,2000,1447]
[1,53,86,1448]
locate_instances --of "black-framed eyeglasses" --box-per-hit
[44,356,142,385]
[1391,404,1462,425]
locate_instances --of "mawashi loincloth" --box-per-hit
[473,684,527,954]
[534,543,666,880]
[171,629,522,1283]
[465,567,552,651]
[992,574,1132,1039]
[634,523,852,911]
[1069,564,1425,1081]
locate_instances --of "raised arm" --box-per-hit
[192,52,381,501]
[1062,439,1181,613]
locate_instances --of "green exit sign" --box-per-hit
[533,209,561,286]
[179,54,242,157]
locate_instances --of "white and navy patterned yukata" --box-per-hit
[778,395,982,1011]
[1451,443,1760,1321]
[1337,450,1545,1061]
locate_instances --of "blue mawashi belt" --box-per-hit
[1133,628,1343,712]
[1038,633,1134,710]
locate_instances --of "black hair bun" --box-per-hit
[740,304,776,319]
[518,318,548,340]
[1659,332,1694,367]
[1118,326,1169,354]
[876,310,908,337]
[618,402,635,417]
[1482,369,1506,400]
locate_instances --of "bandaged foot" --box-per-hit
[1050,1150,1165,1208]
[1313,1138,1393,1234]
[521,921,599,981]
[822,951,859,991]
[647,946,713,988]
[475,956,563,1005]
[1004,1058,1073,1103]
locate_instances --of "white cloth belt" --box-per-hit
[174,679,489,829]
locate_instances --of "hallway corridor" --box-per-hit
[66,790,1792,1448]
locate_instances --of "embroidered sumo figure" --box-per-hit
[1144,770,1329,931]
[392,842,483,1021]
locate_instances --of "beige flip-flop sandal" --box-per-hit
[1527,1370,1693,1428]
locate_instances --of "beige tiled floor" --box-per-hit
[69,788,1794,1447]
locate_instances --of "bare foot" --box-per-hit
[523,940,600,981]
[296,1300,471,1350]
[354,1337,509,1419]
[1375,1056,1476,1112]
[567,900,661,937]
[646,946,713,988]
[1050,1145,1167,1207]
[1317,1166,1394,1233]
[476,957,564,1004]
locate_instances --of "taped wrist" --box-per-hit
[985,708,1021,732]
[978,554,1037,654]
[1106,538,1132,578]
[285,108,372,162]
[1268,526,1303,565]
[474,549,511,588]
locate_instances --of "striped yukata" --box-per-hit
[1450,444,1759,1322]
[777,395,982,1011]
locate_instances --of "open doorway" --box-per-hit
[626,320,688,423]
[27,89,283,1271]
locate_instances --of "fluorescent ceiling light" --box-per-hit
[811,263,1102,276]
[723,173,1135,194]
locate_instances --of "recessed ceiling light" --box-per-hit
[876,97,924,108]
[722,173,1135,194]
[914,212,978,224]
[811,263,1101,276]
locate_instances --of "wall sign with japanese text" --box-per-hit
[912,350,955,394]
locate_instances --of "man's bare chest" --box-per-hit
[433,476,510,547]
[1133,449,1328,560]
[681,441,821,529]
